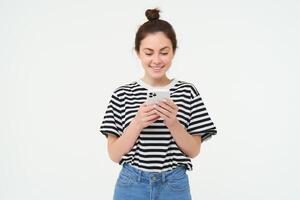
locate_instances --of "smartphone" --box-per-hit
[146,89,170,105]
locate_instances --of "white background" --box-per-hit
[1,0,299,199]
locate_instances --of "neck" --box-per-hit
[141,75,172,87]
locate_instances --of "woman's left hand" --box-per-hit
[153,98,179,129]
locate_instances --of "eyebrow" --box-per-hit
[143,47,170,51]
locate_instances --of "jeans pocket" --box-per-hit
[166,172,190,192]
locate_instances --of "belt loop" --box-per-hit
[138,170,142,182]
[162,171,166,183]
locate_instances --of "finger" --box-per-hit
[144,113,160,122]
[156,101,175,113]
[154,105,170,119]
[149,115,161,122]
[145,109,158,117]
[154,109,167,120]
[143,104,157,112]
[162,98,177,110]
[146,116,161,126]
[141,102,147,107]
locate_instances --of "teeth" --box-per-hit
[151,66,163,69]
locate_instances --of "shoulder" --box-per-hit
[111,81,140,96]
[175,79,200,98]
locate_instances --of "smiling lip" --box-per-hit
[150,66,164,71]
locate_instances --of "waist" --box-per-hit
[121,163,187,181]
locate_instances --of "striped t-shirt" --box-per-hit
[99,78,217,172]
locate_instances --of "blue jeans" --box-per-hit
[113,163,192,200]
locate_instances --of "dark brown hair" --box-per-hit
[134,8,178,54]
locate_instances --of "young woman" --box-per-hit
[100,8,217,200]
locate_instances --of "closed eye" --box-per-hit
[145,53,169,56]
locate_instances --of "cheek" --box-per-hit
[140,56,150,64]
[142,58,151,65]
[161,56,173,64]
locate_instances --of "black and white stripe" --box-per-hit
[99,79,217,172]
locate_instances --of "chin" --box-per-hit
[149,73,165,79]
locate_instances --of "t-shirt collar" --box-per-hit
[137,78,178,90]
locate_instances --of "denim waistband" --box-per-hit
[121,163,187,183]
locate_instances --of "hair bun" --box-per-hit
[145,8,160,21]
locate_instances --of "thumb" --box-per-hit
[141,102,147,107]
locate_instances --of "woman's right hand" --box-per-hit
[132,102,160,130]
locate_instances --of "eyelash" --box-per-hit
[145,53,168,56]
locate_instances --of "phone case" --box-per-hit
[146,90,170,105]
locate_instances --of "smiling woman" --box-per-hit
[137,32,174,80]
[99,7,217,200]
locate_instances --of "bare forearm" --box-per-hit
[168,120,201,158]
[109,119,141,163]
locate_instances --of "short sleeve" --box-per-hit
[99,89,124,138]
[187,84,217,142]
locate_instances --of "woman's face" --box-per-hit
[137,32,174,80]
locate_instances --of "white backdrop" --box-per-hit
[1,0,299,199]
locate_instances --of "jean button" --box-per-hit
[152,176,157,181]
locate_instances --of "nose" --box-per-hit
[152,54,162,64]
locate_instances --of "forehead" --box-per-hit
[140,32,172,50]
